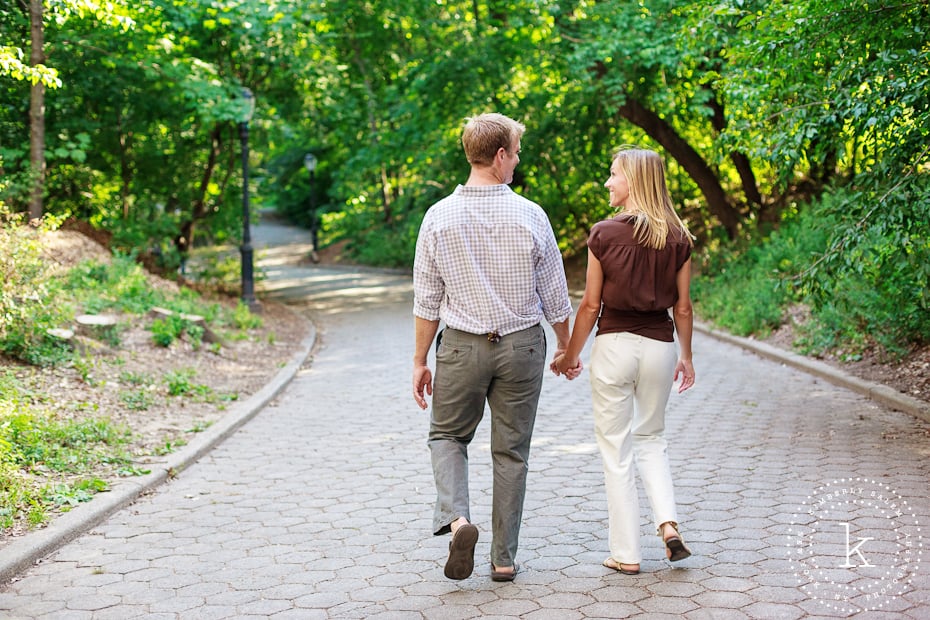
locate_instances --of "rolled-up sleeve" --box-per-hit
[413,215,443,320]
[534,214,573,325]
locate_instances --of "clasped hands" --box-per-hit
[550,350,583,380]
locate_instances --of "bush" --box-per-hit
[796,179,930,356]
[695,182,930,359]
[693,206,828,338]
[0,209,74,366]
[325,204,420,269]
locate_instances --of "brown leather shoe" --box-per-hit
[490,562,520,582]
[444,524,478,579]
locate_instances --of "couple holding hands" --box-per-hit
[412,113,695,581]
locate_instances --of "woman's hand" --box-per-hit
[674,358,695,393]
[551,353,583,380]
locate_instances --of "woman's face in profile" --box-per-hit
[605,159,630,208]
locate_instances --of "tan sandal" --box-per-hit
[603,557,640,575]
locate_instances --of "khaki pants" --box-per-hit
[428,324,545,568]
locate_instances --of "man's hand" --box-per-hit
[550,351,583,380]
[413,364,433,409]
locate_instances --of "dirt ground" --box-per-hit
[762,307,930,404]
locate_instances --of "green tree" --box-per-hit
[557,0,755,239]
[0,0,132,221]
[717,0,930,349]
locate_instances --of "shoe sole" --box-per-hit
[665,537,691,562]
[444,524,478,580]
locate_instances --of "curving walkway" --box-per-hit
[1,218,928,619]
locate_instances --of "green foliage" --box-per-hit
[150,315,202,348]
[0,46,61,87]
[63,253,225,324]
[188,420,212,433]
[119,370,152,386]
[119,388,154,412]
[70,357,98,385]
[43,478,109,510]
[795,176,930,356]
[149,317,179,347]
[693,206,827,337]
[233,301,263,330]
[164,369,212,399]
[7,415,131,472]
[717,0,929,187]
[696,184,930,357]
[0,210,73,366]
[66,254,163,314]
[1,373,133,531]
[332,206,423,268]
[3,0,927,357]
[186,251,244,295]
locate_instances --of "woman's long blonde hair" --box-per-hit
[613,146,694,250]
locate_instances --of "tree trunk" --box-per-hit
[704,89,763,208]
[28,0,45,223]
[175,125,223,262]
[617,97,741,238]
[117,110,133,218]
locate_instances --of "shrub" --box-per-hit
[695,182,930,359]
[796,179,930,356]
[693,206,828,338]
[0,209,74,366]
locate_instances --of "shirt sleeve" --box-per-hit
[534,210,573,325]
[587,223,604,260]
[412,214,443,320]
[677,239,692,270]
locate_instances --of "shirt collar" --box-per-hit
[455,184,512,197]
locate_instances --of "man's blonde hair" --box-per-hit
[461,113,525,166]
[613,146,694,250]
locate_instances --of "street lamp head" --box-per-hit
[304,153,318,174]
[240,88,255,123]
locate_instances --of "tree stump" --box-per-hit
[75,314,118,334]
[75,314,121,346]
[148,307,223,345]
[46,327,113,356]
[46,328,75,341]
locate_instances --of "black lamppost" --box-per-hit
[303,152,320,263]
[238,88,260,312]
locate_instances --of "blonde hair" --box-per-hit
[461,113,525,166]
[613,146,694,250]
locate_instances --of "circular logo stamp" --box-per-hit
[787,477,923,615]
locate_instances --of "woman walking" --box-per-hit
[553,146,695,574]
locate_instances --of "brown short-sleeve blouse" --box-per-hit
[588,214,692,342]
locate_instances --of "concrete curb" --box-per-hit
[695,321,930,424]
[0,322,318,585]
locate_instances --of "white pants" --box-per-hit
[590,331,679,564]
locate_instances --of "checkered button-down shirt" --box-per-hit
[413,184,572,336]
